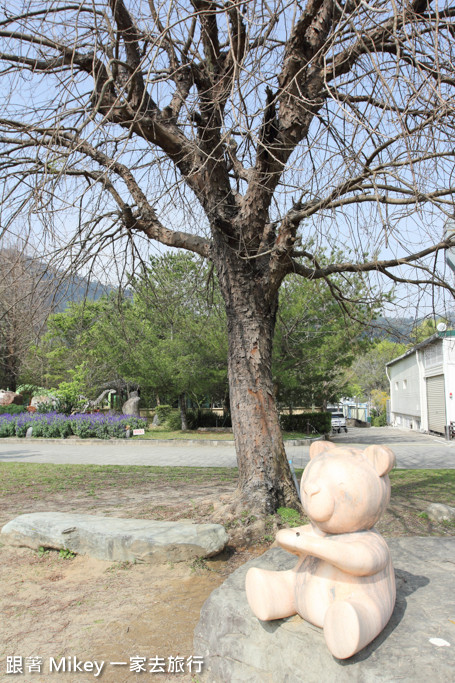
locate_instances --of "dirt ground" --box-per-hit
[0,479,266,683]
[1,470,454,683]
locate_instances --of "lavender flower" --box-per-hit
[0,412,147,439]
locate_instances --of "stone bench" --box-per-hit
[1,512,228,563]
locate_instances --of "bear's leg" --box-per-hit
[323,598,383,659]
[245,568,296,621]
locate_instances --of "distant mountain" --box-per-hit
[366,314,455,343]
[0,247,120,313]
[49,274,118,312]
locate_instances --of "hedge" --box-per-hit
[155,404,173,423]
[279,411,331,434]
[0,405,27,415]
[165,410,183,430]
[186,410,232,429]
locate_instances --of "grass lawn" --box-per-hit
[0,426,317,441]
[132,428,316,441]
[0,462,238,495]
[1,463,454,537]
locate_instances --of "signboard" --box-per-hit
[132,429,145,436]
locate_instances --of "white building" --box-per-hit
[386,331,455,435]
[328,400,370,422]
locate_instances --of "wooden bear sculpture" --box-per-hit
[245,441,396,659]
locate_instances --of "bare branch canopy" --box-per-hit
[0,0,453,290]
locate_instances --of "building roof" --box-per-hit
[386,330,455,367]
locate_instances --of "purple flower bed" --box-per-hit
[0,412,147,439]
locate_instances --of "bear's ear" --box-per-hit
[309,440,338,459]
[363,445,395,476]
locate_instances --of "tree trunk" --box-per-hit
[4,342,18,392]
[223,391,230,418]
[213,239,301,515]
[179,393,188,431]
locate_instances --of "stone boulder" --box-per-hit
[122,396,141,416]
[194,538,455,682]
[1,512,229,563]
[427,502,455,523]
[30,395,57,409]
[0,390,23,406]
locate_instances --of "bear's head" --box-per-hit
[300,441,395,534]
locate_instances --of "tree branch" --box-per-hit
[289,237,455,288]
[0,121,211,258]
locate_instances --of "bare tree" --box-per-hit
[0,0,454,514]
[0,247,54,391]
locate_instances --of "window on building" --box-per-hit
[403,380,407,389]
[395,382,399,391]
[424,343,443,368]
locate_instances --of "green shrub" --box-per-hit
[186,410,231,429]
[199,411,231,428]
[0,405,27,414]
[35,400,58,413]
[372,412,387,427]
[165,410,182,430]
[155,404,173,424]
[185,410,198,430]
[44,415,72,438]
[279,411,331,434]
[29,418,44,437]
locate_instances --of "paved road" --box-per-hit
[0,437,238,467]
[0,427,454,468]
[329,427,455,469]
